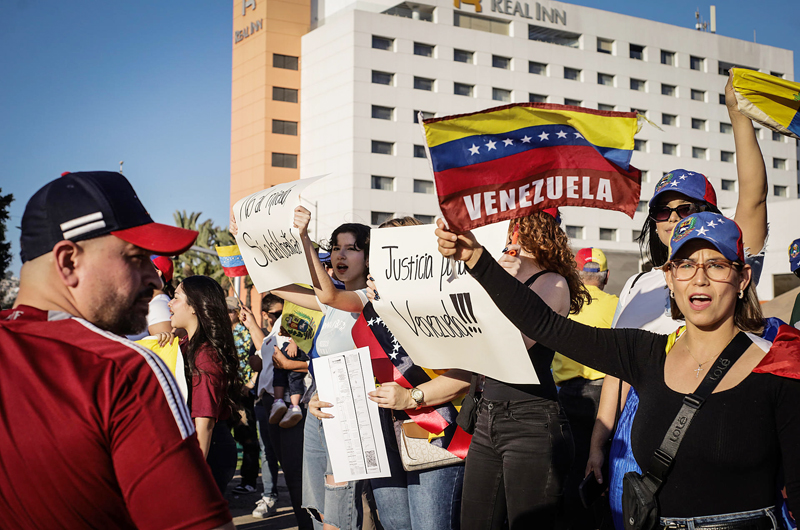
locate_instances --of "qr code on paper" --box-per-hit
[365,450,377,468]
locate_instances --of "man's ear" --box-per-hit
[52,241,82,288]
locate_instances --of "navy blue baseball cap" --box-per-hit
[650,169,718,209]
[21,171,198,262]
[789,239,800,273]
[668,212,744,263]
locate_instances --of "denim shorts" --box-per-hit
[661,505,780,530]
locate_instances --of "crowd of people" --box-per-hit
[1,70,799,530]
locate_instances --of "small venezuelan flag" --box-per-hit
[215,244,248,277]
[422,103,642,231]
[732,69,800,140]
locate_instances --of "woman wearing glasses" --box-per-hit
[584,71,769,528]
[436,212,799,528]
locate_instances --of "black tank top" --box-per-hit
[483,270,559,402]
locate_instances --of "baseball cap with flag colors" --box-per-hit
[649,169,717,209]
[575,247,608,272]
[668,212,744,263]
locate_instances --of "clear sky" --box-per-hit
[1,0,798,277]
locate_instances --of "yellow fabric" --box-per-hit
[552,285,619,384]
[732,68,800,139]
[136,337,181,375]
[281,300,323,355]
[424,105,638,149]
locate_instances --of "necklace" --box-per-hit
[685,344,714,378]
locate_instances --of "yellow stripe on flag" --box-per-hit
[215,244,242,257]
[732,69,800,139]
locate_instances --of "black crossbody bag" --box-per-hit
[622,332,753,530]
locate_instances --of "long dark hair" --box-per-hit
[324,223,371,256]
[636,200,720,267]
[180,275,245,417]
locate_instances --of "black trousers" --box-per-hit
[461,398,574,530]
[207,421,238,496]
[232,393,260,487]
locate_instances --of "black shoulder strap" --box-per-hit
[629,271,647,291]
[642,332,753,492]
[523,270,555,287]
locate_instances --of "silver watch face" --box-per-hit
[411,388,424,403]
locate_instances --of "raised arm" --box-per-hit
[727,69,768,255]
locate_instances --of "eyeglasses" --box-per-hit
[668,259,739,282]
[649,203,705,222]
[266,311,282,320]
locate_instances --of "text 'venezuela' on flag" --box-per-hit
[732,68,800,140]
[215,244,249,278]
[421,103,643,231]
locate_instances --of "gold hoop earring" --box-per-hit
[738,290,744,299]
[669,290,675,299]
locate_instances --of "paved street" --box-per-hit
[227,472,299,530]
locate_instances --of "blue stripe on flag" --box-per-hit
[219,254,245,268]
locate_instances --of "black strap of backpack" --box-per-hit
[642,331,752,493]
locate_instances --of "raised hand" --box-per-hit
[434,218,483,268]
[293,206,311,237]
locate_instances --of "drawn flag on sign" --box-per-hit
[732,68,800,140]
[421,103,642,231]
[215,244,248,277]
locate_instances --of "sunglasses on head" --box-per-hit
[649,202,706,223]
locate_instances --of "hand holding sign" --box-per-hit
[434,219,483,268]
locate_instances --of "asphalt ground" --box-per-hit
[227,471,300,530]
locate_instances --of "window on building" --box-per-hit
[529,93,547,103]
[493,88,512,102]
[597,38,613,54]
[630,78,646,92]
[454,82,474,97]
[598,103,615,111]
[771,72,785,79]
[414,76,434,91]
[413,110,435,123]
[641,170,649,182]
[566,225,584,239]
[631,108,647,117]
[721,179,736,191]
[634,139,647,152]
[690,56,704,71]
[564,67,581,81]
[272,153,297,168]
[273,86,298,103]
[774,185,788,198]
[414,42,434,57]
[661,84,676,97]
[692,147,707,159]
[772,131,784,142]
[413,145,427,158]
[632,230,642,241]
[414,214,435,224]
[492,55,510,69]
[691,89,705,102]
[371,105,393,120]
[691,118,706,130]
[528,25,580,47]
[564,98,582,107]
[636,200,647,212]
[721,151,735,163]
[529,61,547,75]
[719,94,726,105]
[774,158,787,170]
[455,12,510,35]
[599,228,617,241]
[663,143,678,156]
[454,49,474,63]
[372,140,394,155]
[661,50,675,66]
[629,43,644,60]
[272,119,298,135]
[371,176,394,191]
[372,70,394,85]
[598,73,614,86]
[662,113,677,126]
[371,211,393,225]
[372,36,394,51]
[273,54,299,70]
[414,179,434,194]
[720,122,733,134]
[718,61,735,76]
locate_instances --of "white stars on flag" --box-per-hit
[574,132,584,139]
[538,132,549,141]
[469,144,480,155]
[503,138,514,146]
[556,130,568,139]
[461,128,587,157]
[706,220,717,228]
[521,135,532,143]
[486,140,497,151]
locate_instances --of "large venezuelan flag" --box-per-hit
[732,68,800,140]
[422,103,642,231]
[215,244,249,277]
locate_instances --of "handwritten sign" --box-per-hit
[370,223,537,384]
[232,176,326,293]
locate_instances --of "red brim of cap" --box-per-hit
[111,223,198,256]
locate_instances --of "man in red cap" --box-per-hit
[0,171,234,530]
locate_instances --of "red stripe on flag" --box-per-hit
[222,265,249,278]
[352,313,413,388]
[406,407,450,435]
[753,324,800,380]
[446,426,473,459]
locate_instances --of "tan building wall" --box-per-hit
[230,0,310,207]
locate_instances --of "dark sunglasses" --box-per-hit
[266,310,282,319]
[649,202,705,222]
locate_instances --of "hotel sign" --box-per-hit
[454,0,567,25]
[235,0,263,44]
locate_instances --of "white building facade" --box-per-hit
[298,0,798,299]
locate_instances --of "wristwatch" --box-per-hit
[410,387,424,409]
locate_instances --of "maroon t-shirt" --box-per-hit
[0,306,232,530]
[183,338,231,421]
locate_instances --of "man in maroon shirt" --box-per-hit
[0,171,235,530]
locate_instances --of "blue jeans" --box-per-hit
[661,506,779,529]
[302,413,363,530]
[371,410,465,530]
[255,400,280,498]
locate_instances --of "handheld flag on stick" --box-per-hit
[215,244,248,278]
[732,68,800,140]
[421,103,642,231]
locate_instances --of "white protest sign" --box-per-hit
[232,176,326,293]
[370,222,537,384]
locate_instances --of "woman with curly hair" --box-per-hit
[459,208,589,529]
[168,275,245,495]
